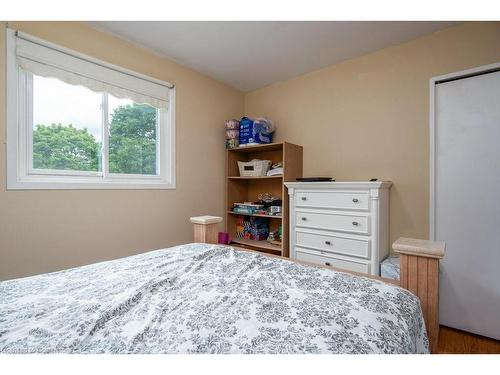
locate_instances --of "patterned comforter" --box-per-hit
[0,243,428,354]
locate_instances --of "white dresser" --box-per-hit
[285,181,391,276]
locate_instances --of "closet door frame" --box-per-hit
[429,61,500,239]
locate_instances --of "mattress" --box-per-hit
[380,256,401,281]
[0,243,428,353]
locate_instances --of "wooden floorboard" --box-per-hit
[437,325,500,354]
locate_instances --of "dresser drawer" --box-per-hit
[296,231,370,259]
[296,211,370,235]
[296,191,369,210]
[296,248,371,274]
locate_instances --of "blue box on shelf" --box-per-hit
[239,117,274,145]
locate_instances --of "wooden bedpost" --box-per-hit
[190,216,223,244]
[393,237,445,353]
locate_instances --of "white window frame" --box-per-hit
[6,29,176,190]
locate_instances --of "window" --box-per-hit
[6,29,175,189]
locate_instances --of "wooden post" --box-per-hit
[393,237,445,353]
[190,216,223,244]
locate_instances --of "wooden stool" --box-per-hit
[190,216,223,244]
[393,237,445,353]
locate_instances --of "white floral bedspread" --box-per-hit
[0,243,428,353]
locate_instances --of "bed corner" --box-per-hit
[189,216,222,244]
[393,237,445,353]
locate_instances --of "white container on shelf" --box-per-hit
[238,159,271,177]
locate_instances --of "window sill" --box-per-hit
[7,175,176,190]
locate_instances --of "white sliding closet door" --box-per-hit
[434,69,500,340]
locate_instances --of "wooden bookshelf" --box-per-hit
[225,142,303,257]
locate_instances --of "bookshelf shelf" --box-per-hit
[227,175,283,180]
[231,238,283,253]
[227,211,282,219]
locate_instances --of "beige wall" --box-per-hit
[245,22,500,248]
[0,22,244,280]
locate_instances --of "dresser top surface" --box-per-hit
[285,181,392,190]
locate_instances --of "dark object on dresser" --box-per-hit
[295,177,334,182]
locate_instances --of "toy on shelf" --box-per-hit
[235,215,245,238]
[266,225,282,246]
[232,202,264,215]
[257,193,282,216]
[235,215,269,241]
[225,119,240,149]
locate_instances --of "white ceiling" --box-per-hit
[89,21,457,92]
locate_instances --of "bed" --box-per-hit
[0,243,430,354]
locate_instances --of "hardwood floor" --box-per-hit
[437,325,500,354]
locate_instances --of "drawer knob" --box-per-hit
[325,241,332,245]
[301,217,307,221]
[352,198,359,203]
[301,197,307,201]
[352,221,359,226]
[325,262,331,266]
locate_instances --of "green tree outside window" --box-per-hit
[109,103,157,175]
[32,103,157,175]
[33,124,100,171]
